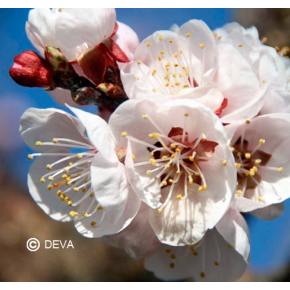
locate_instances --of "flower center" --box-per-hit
[231,125,283,202]
[121,113,223,213]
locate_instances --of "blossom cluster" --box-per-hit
[10,8,290,281]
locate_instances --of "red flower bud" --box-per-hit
[9,51,55,88]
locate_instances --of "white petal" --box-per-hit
[251,202,284,221]
[55,8,116,61]
[145,228,247,282]
[216,206,250,262]
[69,106,117,163]
[20,108,89,152]
[102,203,159,258]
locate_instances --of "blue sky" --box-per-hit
[0,8,289,275]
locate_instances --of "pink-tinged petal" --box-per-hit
[102,203,159,258]
[251,202,284,221]
[261,90,290,114]
[112,21,139,61]
[145,228,247,282]
[214,22,245,42]
[20,108,89,152]
[216,44,265,123]
[69,106,117,163]
[149,183,215,246]
[55,9,116,61]
[90,153,139,226]
[74,182,140,238]
[26,8,58,56]
[179,20,217,82]
[216,206,250,262]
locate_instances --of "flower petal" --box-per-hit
[251,202,284,221]
[20,108,89,152]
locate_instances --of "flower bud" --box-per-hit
[45,46,74,74]
[9,51,54,88]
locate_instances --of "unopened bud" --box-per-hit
[9,51,54,88]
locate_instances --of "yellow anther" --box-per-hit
[218,35,222,40]
[52,138,58,144]
[199,43,205,49]
[245,153,251,159]
[169,179,175,184]
[246,120,251,124]
[67,201,73,206]
[170,143,176,148]
[165,62,170,67]
[90,221,96,227]
[172,73,176,78]
[257,196,262,202]
[28,154,33,160]
[175,82,180,86]
[121,132,128,137]
[89,192,94,198]
[160,50,165,54]
[228,244,233,249]
[56,190,62,196]
[165,164,170,168]
[73,187,79,192]
[165,82,169,87]
[162,155,168,160]
[198,185,207,192]
[176,194,182,199]
[82,188,87,193]
[236,190,242,195]
[157,208,162,214]
[179,50,183,53]
[222,160,227,166]
[259,139,266,145]
[189,156,194,162]
[46,164,52,170]
[176,170,181,174]
[262,80,266,84]
[35,141,42,146]
[174,64,178,67]
[255,159,261,165]
[47,185,53,191]
[253,166,258,173]
[238,44,243,47]
[168,39,173,43]
[162,180,168,186]
[146,170,152,175]
[97,205,103,211]
[62,174,68,179]
[230,147,235,152]
[149,133,159,138]
[39,177,45,183]
[146,42,152,47]
[237,152,242,157]
[235,163,241,168]
[131,155,136,161]
[68,162,73,166]
[186,33,191,37]
[82,212,89,217]
[48,176,54,181]
[159,35,164,40]
[158,56,162,61]
[137,60,141,64]
[152,69,156,76]
[152,88,157,93]
[69,211,78,217]
[249,170,255,177]
[278,167,284,173]
[188,179,194,185]
[175,148,180,153]
[136,76,140,80]
[77,153,83,159]
[63,167,69,173]
[171,154,175,159]
[151,159,156,166]
[183,84,189,88]
[174,54,178,58]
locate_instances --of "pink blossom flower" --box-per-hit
[121,20,267,123]
[20,107,140,237]
[109,98,236,246]
[226,113,290,218]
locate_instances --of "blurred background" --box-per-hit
[0,8,290,282]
